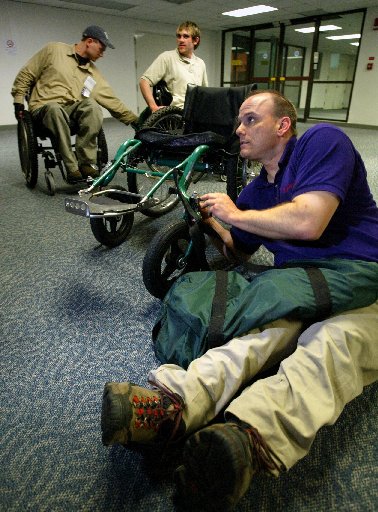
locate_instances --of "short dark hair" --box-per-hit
[177,21,201,49]
[248,90,298,135]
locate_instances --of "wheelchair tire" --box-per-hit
[127,169,178,218]
[226,156,260,202]
[142,219,200,299]
[45,171,56,196]
[127,106,184,218]
[17,111,38,189]
[97,128,108,169]
[141,106,184,134]
[89,187,134,247]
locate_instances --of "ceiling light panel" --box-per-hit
[326,34,361,40]
[295,25,342,34]
[61,0,134,10]
[223,5,278,18]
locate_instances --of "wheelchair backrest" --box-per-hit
[182,84,257,139]
[153,80,173,107]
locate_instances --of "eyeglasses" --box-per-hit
[92,39,106,52]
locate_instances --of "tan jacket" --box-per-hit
[11,42,137,124]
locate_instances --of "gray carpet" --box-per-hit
[1,119,377,512]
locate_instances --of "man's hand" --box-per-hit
[14,103,25,121]
[200,193,239,224]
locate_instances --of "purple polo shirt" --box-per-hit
[231,123,378,266]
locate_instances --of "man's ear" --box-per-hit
[277,116,291,136]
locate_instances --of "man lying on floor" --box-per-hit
[100,90,378,511]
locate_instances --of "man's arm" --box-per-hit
[139,78,161,112]
[11,46,46,104]
[199,205,252,263]
[93,75,138,125]
[200,191,340,241]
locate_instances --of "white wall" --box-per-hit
[349,7,378,126]
[0,0,221,126]
[1,1,376,127]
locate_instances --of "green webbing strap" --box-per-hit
[303,267,333,319]
[206,266,332,350]
[188,222,210,271]
[207,270,228,349]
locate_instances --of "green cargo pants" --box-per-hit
[32,98,103,173]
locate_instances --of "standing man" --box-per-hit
[101,91,378,510]
[12,26,138,183]
[139,21,208,113]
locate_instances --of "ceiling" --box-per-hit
[10,0,378,30]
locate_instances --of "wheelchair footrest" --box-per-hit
[65,189,158,218]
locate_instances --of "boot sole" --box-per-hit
[175,424,254,510]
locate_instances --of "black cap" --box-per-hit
[82,25,115,49]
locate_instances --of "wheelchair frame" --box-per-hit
[64,84,257,248]
[65,136,240,246]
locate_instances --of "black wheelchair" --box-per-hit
[17,107,108,196]
[64,83,257,248]
[17,82,180,196]
[137,80,184,136]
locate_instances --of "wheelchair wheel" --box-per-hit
[45,171,56,196]
[127,166,178,218]
[141,106,184,134]
[17,111,38,189]
[226,157,260,201]
[97,128,108,169]
[128,106,184,218]
[142,219,200,299]
[89,187,134,247]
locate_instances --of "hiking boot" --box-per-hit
[80,163,100,178]
[101,381,185,447]
[66,169,83,183]
[174,422,281,511]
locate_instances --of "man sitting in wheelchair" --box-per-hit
[139,20,208,113]
[11,25,138,183]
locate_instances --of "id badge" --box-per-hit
[82,76,96,97]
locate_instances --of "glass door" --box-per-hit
[278,21,315,121]
[221,9,365,122]
[222,26,281,89]
[309,11,364,121]
[222,29,251,86]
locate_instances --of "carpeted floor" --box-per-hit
[1,119,377,512]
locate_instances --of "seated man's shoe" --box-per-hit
[174,422,281,511]
[80,163,100,178]
[66,169,83,183]
[101,381,185,447]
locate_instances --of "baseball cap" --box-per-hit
[82,25,115,49]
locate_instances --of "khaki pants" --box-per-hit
[32,98,103,173]
[149,300,378,472]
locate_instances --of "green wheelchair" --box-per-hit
[64,84,257,249]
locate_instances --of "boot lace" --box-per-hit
[245,425,282,473]
[132,391,184,440]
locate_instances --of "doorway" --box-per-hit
[221,10,365,122]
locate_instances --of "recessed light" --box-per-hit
[295,25,342,34]
[223,5,278,17]
[350,42,360,46]
[326,34,361,40]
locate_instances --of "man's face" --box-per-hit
[236,93,282,162]
[85,38,106,61]
[176,29,197,58]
